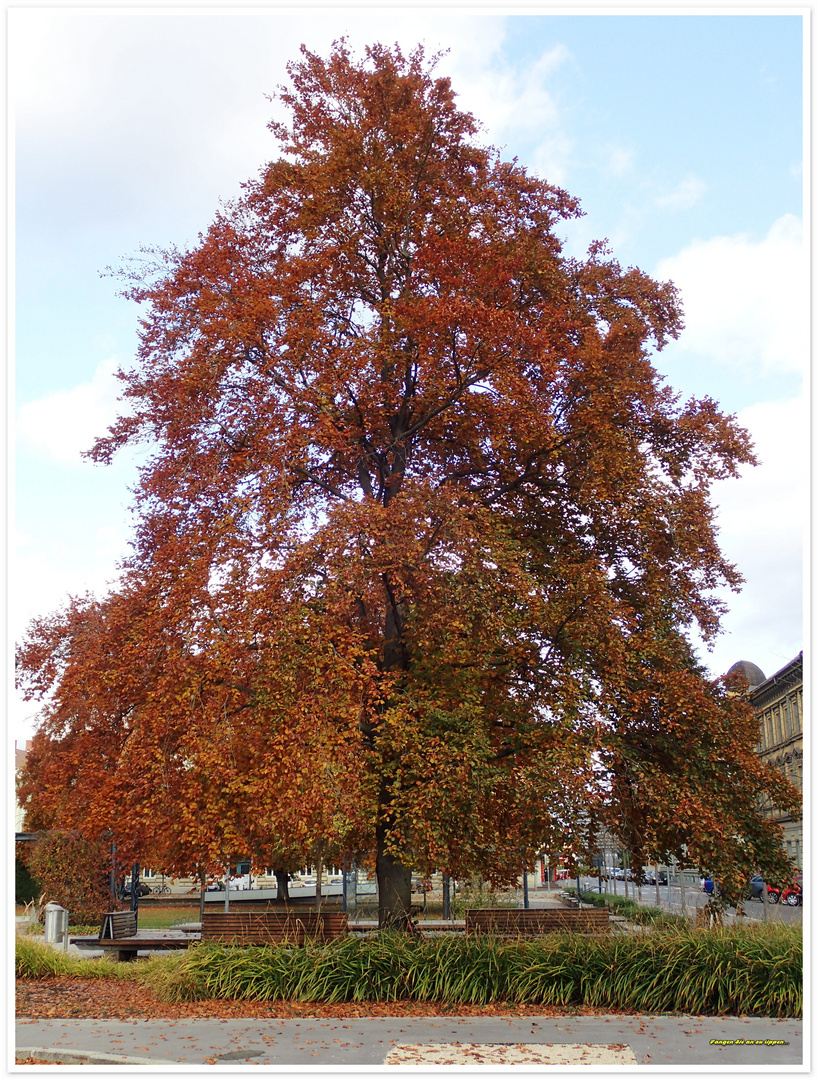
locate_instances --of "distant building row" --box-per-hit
[728,652,803,870]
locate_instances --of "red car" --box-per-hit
[767,875,802,907]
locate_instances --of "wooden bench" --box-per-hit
[69,910,198,961]
[71,932,196,962]
[465,908,610,936]
[201,910,348,945]
[99,910,137,941]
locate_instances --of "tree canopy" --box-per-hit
[17,41,799,925]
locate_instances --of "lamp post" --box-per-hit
[129,864,140,918]
[103,832,116,904]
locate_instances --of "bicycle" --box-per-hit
[151,883,171,895]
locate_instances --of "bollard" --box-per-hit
[44,903,69,947]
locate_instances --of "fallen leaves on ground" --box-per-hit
[17,978,612,1021]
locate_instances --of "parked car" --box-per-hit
[771,874,803,907]
[747,874,783,903]
[747,874,767,900]
[118,881,151,899]
[205,880,225,892]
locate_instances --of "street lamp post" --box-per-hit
[129,864,140,918]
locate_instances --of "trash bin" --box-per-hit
[44,903,69,945]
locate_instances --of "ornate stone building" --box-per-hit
[728,653,803,870]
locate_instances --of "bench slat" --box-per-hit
[465,908,609,935]
[201,910,348,945]
[99,911,137,941]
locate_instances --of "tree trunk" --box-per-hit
[374,575,414,930]
[376,822,413,930]
[315,853,323,913]
[274,868,290,906]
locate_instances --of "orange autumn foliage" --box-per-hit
[16,42,797,927]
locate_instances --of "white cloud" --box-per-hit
[16,356,126,465]
[452,44,567,136]
[11,11,521,233]
[656,215,807,378]
[655,174,706,211]
[12,518,134,742]
[12,521,130,637]
[603,144,634,178]
[697,395,806,679]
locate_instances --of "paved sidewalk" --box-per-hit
[16,1014,802,1067]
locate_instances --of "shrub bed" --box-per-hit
[15,937,124,980]
[564,887,689,929]
[137,925,800,1017]
[17,924,800,1018]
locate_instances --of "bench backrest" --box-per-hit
[201,910,348,945]
[99,911,138,940]
[465,908,609,935]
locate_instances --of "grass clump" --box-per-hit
[15,936,126,980]
[138,924,801,1017]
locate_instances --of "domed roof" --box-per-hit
[726,660,766,689]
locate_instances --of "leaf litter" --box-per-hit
[17,977,617,1021]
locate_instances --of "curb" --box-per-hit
[16,1047,178,1065]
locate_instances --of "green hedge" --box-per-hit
[137,925,800,1017]
[564,887,689,929]
[15,858,41,906]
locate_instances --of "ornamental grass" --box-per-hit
[137,924,800,1017]
[15,936,124,980]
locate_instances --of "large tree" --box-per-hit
[17,42,797,928]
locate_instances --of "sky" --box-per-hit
[10,7,807,744]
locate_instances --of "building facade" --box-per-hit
[734,653,804,870]
[15,739,32,833]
